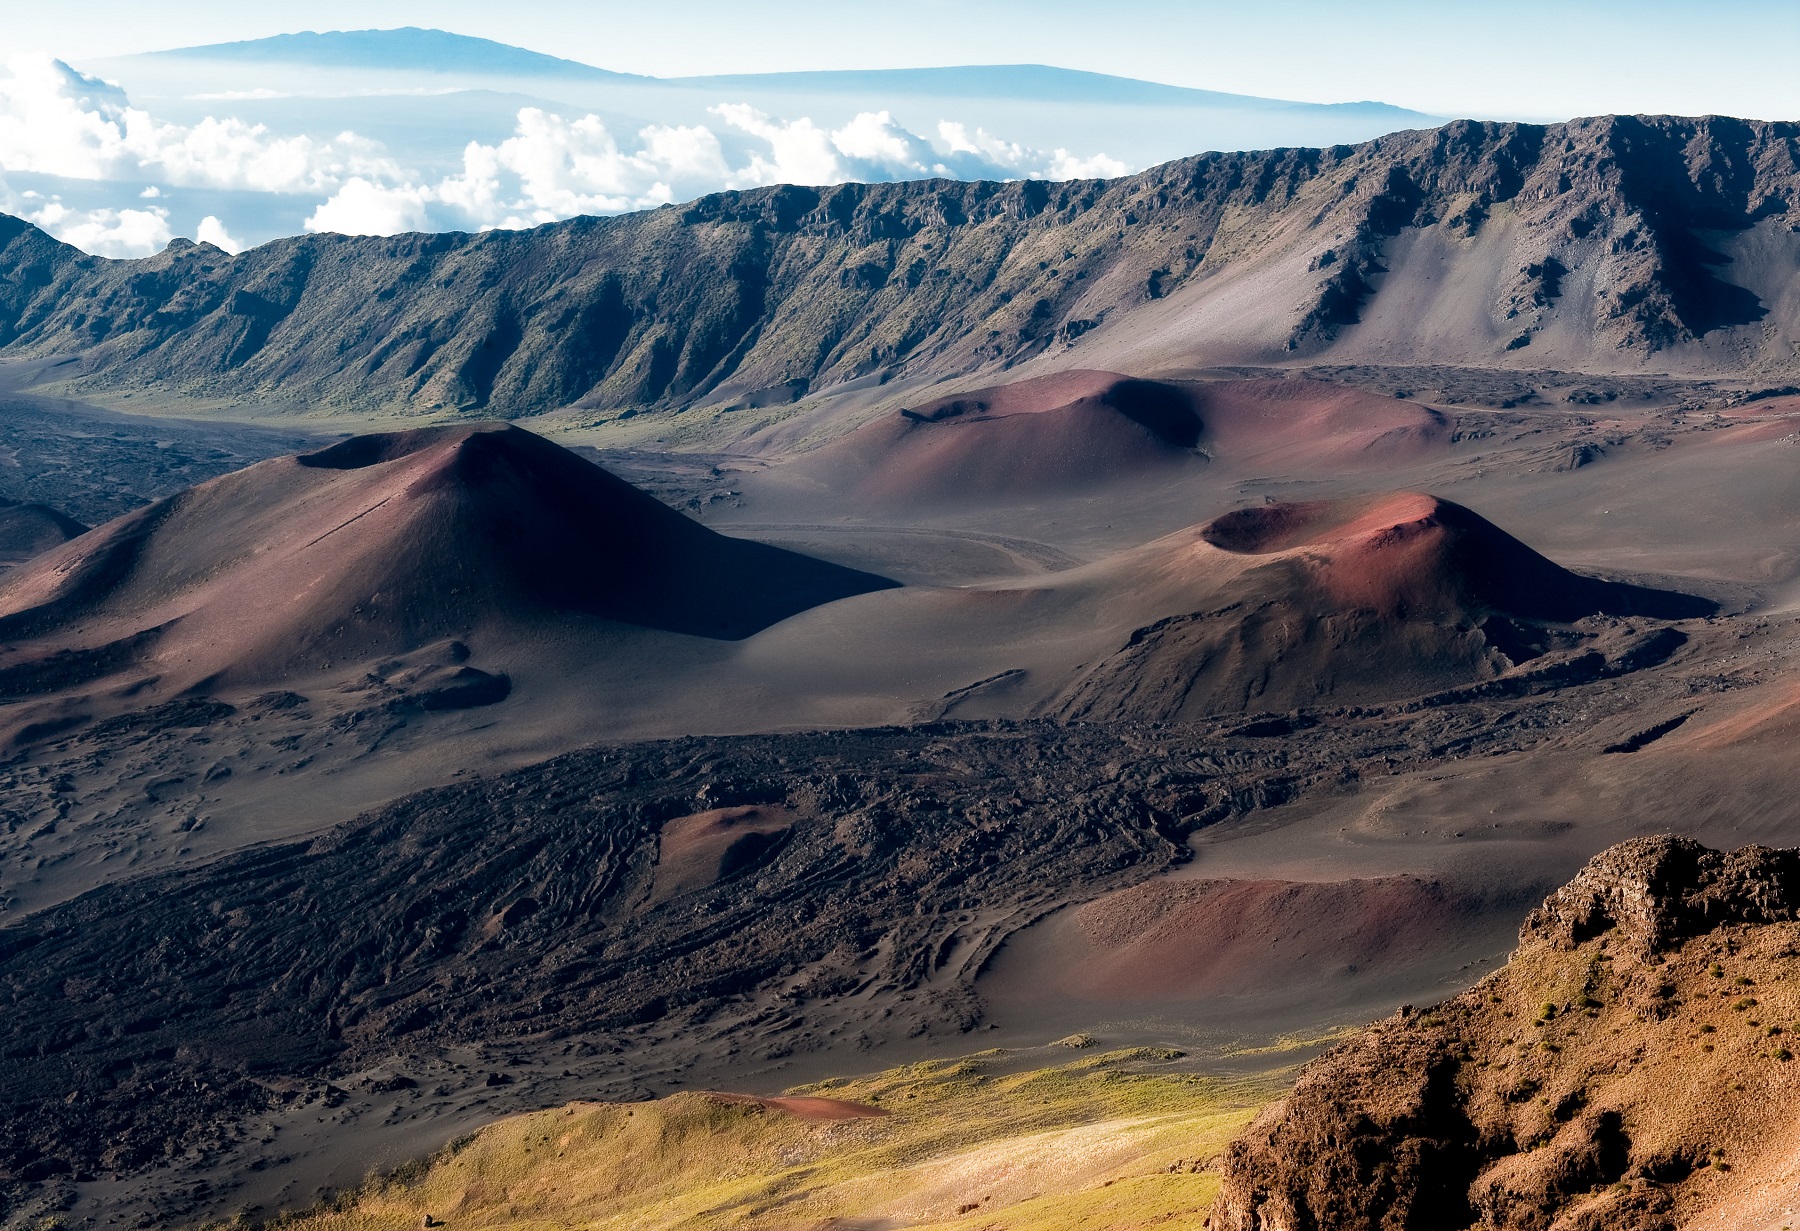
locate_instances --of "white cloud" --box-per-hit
[468,108,726,223]
[833,110,933,168]
[711,105,955,188]
[0,53,400,194]
[938,122,1029,167]
[353,109,735,233]
[1044,149,1131,179]
[939,121,1130,180]
[708,106,1127,191]
[309,105,1130,236]
[25,199,171,257]
[196,214,243,253]
[0,59,1132,251]
[304,177,430,236]
[713,105,855,187]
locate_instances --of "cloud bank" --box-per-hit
[0,53,1132,255]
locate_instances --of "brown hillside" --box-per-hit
[1213,836,1800,1231]
[1058,494,1713,720]
[797,373,1450,505]
[0,423,894,695]
[0,501,86,571]
[805,370,1202,503]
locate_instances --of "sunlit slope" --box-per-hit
[284,1050,1269,1231]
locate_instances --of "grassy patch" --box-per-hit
[274,1049,1270,1231]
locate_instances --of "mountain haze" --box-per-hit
[130,27,646,79]
[668,63,1424,115]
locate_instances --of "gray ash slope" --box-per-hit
[1,115,1796,417]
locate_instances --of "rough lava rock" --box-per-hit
[1212,837,1800,1231]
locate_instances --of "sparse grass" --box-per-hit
[1219,1024,1361,1058]
[274,1049,1271,1231]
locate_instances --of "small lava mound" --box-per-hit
[1058,494,1714,720]
[651,805,797,904]
[1213,837,1800,1231]
[0,423,896,694]
[0,500,87,571]
[818,369,1203,504]
[1186,379,1450,470]
[1199,494,1716,623]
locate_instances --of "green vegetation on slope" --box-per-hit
[277,1049,1272,1231]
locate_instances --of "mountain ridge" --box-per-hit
[666,63,1432,115]
[2,114,1795,420]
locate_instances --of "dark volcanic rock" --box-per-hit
[0,724,1193,1217]
[1212,837,1800,1231]
[0,501,86,570]
[1523,837,1800,953]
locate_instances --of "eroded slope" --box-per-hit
[1214,837,1800,1231]
[1,116,1795,419]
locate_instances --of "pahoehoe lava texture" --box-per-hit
[0,640,1739,1219]
[1,116,1796,415]
[0,725,1191,1203]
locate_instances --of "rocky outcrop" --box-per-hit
[1523,838,1800,954]
[1,116,1796,418]
[1212,837,1800,1231]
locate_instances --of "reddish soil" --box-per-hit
[805,374,1448,507]
[0,424,895,695]
[1058,876,1472,1002]
[1188,379,1450,469]
[0,502,86,570]
[652,805,798,903]
[1200,494,1713,622]
[817,370,1202,503]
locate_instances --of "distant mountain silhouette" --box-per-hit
[671,63,1435,118]
[134,27,649,80]
[125,29,1430,122]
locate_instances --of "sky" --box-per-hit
[2,2,1796,258]
[9,0,1800,121]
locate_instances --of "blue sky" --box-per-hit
[13,0,1800,120]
